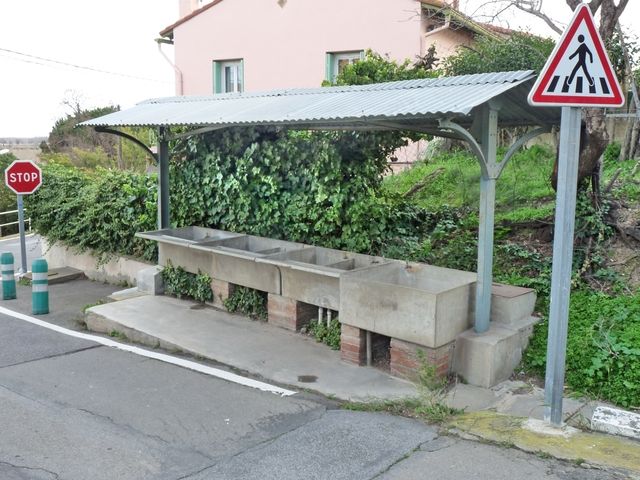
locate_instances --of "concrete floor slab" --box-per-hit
[86,295,417,402]
[445,383,499,412]
[492,386,588,421]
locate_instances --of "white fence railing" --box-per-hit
[0,209,32,238]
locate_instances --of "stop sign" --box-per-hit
[4,160,42,195]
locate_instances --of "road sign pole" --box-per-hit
[16,194,27,274]
[544,106,582,426]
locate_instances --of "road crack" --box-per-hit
[0,460,60,479]
[0,344,102,369]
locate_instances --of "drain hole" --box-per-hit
[297,375,318,383]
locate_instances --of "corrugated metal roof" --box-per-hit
[81,71,560,131]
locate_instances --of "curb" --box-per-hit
[446,411,640,475]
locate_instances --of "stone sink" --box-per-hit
[136,227,244,275]
[190,235,307,294]
[340,261,477,348]
[258,246,388,310]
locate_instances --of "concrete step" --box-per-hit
[108,287,148,302]
[453,317,540,388]
[22,267,85,285]
[490,283,537,326]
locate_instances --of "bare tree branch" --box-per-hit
[513,1,563,34]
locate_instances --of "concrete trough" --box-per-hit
[340,262,476,348]
[136,227,244,275]
[191,235,307,294]
[258,247,388,310]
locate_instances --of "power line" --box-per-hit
[0,46,171,84]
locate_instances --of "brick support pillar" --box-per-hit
[210,278,235,310]
[390,338,454,380]
[340,324,366,366]
[267,294,316,331]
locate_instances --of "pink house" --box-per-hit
[159,0,507,96]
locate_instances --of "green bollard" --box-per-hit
[1,252,16,300]
[32,258,49,315]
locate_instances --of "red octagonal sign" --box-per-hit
[4,160,43,195]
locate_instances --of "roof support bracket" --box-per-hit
[498,125,552,173]
[94,126,157,163]
[438,118,489,175]
[168,125,227,142]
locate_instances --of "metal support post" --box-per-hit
[157,127,170,229]
[474,106,498,333]
[17,194,27,274]
[475,176,496,333]
[544,107,582,426]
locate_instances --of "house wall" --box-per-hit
[172,0,425,94]
[422,27,473,58]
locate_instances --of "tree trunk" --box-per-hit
[630,120,640,159]
[620,118,634,161]
[551,109,608,192]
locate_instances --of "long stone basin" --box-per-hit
[136,227,244,276]
[258,246,388,310]
[340,261,477,348]
[190,235,307,294]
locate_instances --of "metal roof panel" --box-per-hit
[81,71,561,130]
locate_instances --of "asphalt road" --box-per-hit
[0,233,42,272]
[0,299,631,479]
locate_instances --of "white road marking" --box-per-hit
[0,305,297,397]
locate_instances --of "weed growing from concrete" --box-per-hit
[224,286,268,321]
[342,350,460,425]
[307,318,341,350]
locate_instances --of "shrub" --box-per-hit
[524,290,640,408]
[26,162,157,263]
[308,318,341,350]
[223,286,268,321]
[169,127,427,254]
[161,261,213,303]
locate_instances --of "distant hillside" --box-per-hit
[0,137,46,146]
[0,140,44,161]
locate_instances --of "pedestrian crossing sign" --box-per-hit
[528,3,624,107]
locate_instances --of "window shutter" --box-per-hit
[325,53,334,84]
[213,61,222,94]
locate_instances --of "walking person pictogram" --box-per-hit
[565,34,594,89]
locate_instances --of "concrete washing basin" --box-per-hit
[259,247,388,310]
[191,235,307,294]
[136,227,244,275]
[136,226,240,246]
[340,261,476,348]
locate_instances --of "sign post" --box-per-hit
[528,4,624,425]
[4,160,43,274]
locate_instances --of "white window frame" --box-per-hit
[326,51,364,83]
[213,59,244,94]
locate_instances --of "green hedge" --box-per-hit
[168,127,425,253]
[27,127,428,263]
[26,163,158,263]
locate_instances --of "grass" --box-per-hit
[343,356,461,425]
[381,141,640,409]
[383,144,556,224]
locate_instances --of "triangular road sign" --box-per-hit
[529,3,624,107]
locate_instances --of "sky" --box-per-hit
[0,0,177,138]
[0,0,638,138]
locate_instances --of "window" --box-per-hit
[213,59,244,94]
[325,51,364,84]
